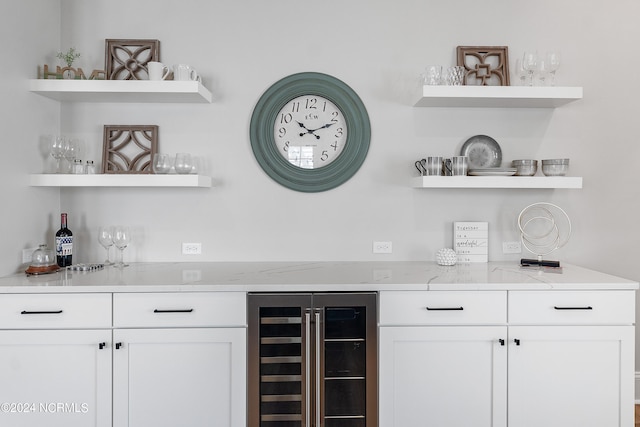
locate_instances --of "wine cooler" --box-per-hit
[248,293,377,427]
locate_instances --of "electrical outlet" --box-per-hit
[373,241,392,254]
[502,241,522,254]
[182,243,202,255]
[22,247,38,263]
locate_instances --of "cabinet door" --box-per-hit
[508,325,634,427]
[0,329,112,427]
[113,327,246,427]
[379,326,507,427]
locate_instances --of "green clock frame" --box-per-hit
[250,72,371,192]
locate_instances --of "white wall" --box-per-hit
[4,1,640,362]
[0,1,60,277]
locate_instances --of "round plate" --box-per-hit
[460,135,502,169]
[468,168,516,176]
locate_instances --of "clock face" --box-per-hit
[249,72,370,192]
[273,95,348,169]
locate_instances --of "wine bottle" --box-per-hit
[55,213,73,267]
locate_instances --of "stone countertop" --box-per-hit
[0,261,636,293]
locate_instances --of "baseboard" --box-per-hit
[636,371,640,404]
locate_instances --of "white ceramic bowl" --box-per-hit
[541,159,569,176]
[512,159,538,176]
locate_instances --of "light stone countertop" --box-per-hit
[0,261,636,293]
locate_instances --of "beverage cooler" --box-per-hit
[248,293,377,427]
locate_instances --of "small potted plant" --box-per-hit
[57,47,81,68]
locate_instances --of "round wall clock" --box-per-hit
[250,72,371,192]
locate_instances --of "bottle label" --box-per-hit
[56,236,73,256]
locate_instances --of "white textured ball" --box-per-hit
[436,248,457,266]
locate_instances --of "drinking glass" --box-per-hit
[98,226,114,265]
[174,153,193,174]
[152,153,172,174]
[546,51,561,86]
[514,59,527,86]
[522,52,538,87]
[62,138,79,173]
[537,59,549,86]
[49,136,65,173]
[112,226,131,268]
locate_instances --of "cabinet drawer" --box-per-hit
[114,292,246,327]
[509,291,635,324]
[0,293,112,329]
[379,291,507,325]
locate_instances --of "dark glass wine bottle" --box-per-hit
[55,213,73,267]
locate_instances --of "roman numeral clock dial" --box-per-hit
[275,96,347,168]
[250,72,371,192]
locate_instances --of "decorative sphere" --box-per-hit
[436,248,457,266]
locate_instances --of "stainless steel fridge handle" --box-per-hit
[305,310,311,427]
[315,309,322,427]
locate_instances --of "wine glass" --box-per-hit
[546,51,561,86]
[537,59,549,86]
[514,59,527,86]
[112,226,131,268]
[98,226,114,265]
[50,136,65,173]
[62,138,78,173]
[522,52,538,87]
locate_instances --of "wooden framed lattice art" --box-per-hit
[102,125,158,174]
[457,46,510,86]
[105,39,160,80]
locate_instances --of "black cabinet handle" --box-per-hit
[514,339,521,346]
[98,342,106,350]
[115,342,122,350]
[153,308,194,313]
[21,310,63,315]
[499,339,505,346]
[425,307,464,311]
[553,306,593,310]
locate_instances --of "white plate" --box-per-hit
[468,168,517,176]
[460,135,502,168]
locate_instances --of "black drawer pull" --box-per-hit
[514,339,521,346]
[499,339,505,346]
[21,310,63,315]
[553,306,593,310]
[115,342,122,350]
[153,308,194,313]
[98,342,106,350]
[425,306,464,311]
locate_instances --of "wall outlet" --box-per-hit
[373,241,392,254]
[502,241,522,254]
[182,243,202,255]
[22,247,38,263]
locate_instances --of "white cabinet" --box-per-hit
[112,292,247,427]
[0,293,112,427]
[379,289,635,427]
[112,328,246,427]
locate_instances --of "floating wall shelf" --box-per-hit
[413,85,583,108]
[29,79,213,103]
[30,174,213,188]
[412,176,583,189]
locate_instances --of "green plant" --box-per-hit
[56,47,81,67]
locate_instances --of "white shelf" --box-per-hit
[29,174,213,188]
[413,85,583,108]
[412,175,583,189]
[29,79,213,103]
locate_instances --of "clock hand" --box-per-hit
[296,121,321,139]
[309,122,335,132]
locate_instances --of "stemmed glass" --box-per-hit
[62,138,79,173]
[537,59,549,86]
[546,51,561,86]
[522,52,538,87]
[514,59,527,86]
[98,226,114,265]
[49,136,65,173]
[112,226,131,268]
